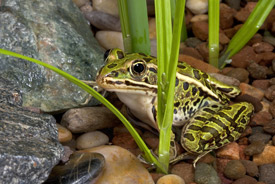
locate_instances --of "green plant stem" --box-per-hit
[219,0,275,68]
[157,0,186,172]
[118,0,132,53]
[208,0,219,68]
[126,0,151,54]
[0,48,166,173]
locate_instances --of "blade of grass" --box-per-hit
[118,0,132,53]
[181,16,188,42]
[208,0,219,68]
[126,0,151,55]
[219,0,275,68]
[157,0,186,172]
[0,48,167,173]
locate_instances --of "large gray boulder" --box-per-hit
[0,0,105,112]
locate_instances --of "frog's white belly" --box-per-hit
[115,92,157,129]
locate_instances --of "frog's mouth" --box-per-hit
[96,76,157,95]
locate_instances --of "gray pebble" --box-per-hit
[195,163,221,184]
[241,160,259,177]
[248,133,271,144]
[259,164,275,184]
[244,141,266,156]
[185,37,203,48]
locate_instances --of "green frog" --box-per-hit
[96,48,254,165]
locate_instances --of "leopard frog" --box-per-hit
[96,48,254,164]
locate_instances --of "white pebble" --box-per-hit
[76,131,109,150]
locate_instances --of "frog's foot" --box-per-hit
[192,151,211,168]
[169,152,196,165]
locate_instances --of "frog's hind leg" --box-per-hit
[180,101,254,167]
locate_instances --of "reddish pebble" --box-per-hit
[252,80,270,90]
[239,83,265,101]
[252,42,274,53]
[231,46,258,68]
[251,111,273,126]
[216,142,240,160]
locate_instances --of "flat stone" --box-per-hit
[95,31,124,50]
[93,0,119,17]
[61,106,120,133]
[216,142,240,160]
[231,46,258,68]
[84,10,121,32]
[81,145,154,184]
[224,160,246,180]
[186,0,208,14]
[239,83,265,101]
[244,141,265,156]
[45,152,105,183]
[248,133,271,144]
[76,131,109,150]
[259,164,275,183]
[253,145,275,165]
[57,124,72,143]
[0,0,104,112]
[157,174,186,184]
[0,78,63,183]
[195,163,221,184]
[171,163,195,184]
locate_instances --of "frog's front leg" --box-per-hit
[175,102,254,166]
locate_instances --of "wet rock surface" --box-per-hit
[0,0,104,112]
[0,77,63,183]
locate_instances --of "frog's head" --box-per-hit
[96,49,158,95]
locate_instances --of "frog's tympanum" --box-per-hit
[96,48,254,165]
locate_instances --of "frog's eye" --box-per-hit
[130,60,147,78]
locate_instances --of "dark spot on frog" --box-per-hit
[149,67,157,73]
[110,71,119,77]
[193,69,201,80]
[174,109,177,114]
[183,82,189,90]
[183,133,195,141]
[117,51,125,59]
[193,99,200,106]
[202,73,208,79]
[217,87,234,93]
[151,96,156,104]
[144,57,152,63]
[107,63,117,68]
[175,77,179,87]
[139,53,147,57]
[152,105,157,121]
[192,87,198,96]
[115,81,124,85]
[178,64,186,69]
[174,102,180,107]
[185,91,191,98]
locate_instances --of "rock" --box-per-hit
[252,42,274,53]
[93,0,119,17]
[231,46,258,68]
[81,145,154,183]
[220,3,236,29]
[151,173,165,183]
[253,145,275,165]
[261,100,271,112]
[57,124,72,143]
[258,52,275,66]
[112,133,138,149]
[61,106,120,133]
[190,14,208,23]
[149,18,156,39]
[181,47,204,60]
[252,126,264,134]
[232,175,258,184]
[142,131,159,150]
[76,131,109,150]
[95,31,124,50]
[241,160,259,177]
[263,35,275,47]
[273,136,275,145]
[72,0,90,8]
[0,0,104,112]
[224,160,246,180]
[178,54,220,73]
[84,10,121,31]
[198,153,216,164]
[234,2,257,22]
[192,21,209,41]
[259,164,275,183]
[195,163,221,184]
[196,42,210,62]
[247,33,263,45]
[218,173,233,184]
[45,152,105,183]
[185,37,203,48]
[239,83,265,101]
[224,0,241,10]
[225,68,249,83]
[265,85,275,101]
[60,146,74,163]
[157,174,186,184]
[209,73,240,87]
[247,62,268,79]
[171,163,195,184]
[252,80,270,90]
[248,133,271,144]
[0,77,63,183]
[216,142,240,160]
[234,94,262,113]
[270,100,275,118]
[217,158,231,174]
[263,120,275,135]
[239,145,249,160]
[186,0,208,14]
[244,141,266,156]
[219,32,230,45]
[251,111,272,126]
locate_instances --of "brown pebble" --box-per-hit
[224,160,246,180]
[253,145,275,165]
[252,80,270,90]
[265,85,275,101]
[171,163,195,184]
[220,3,236,29]
[269,99,275,118]
[263,120,275,135]
[239,83,265,101]
[252,42,274,53]
[241,160,259,177]
[231,46,258,68]
[216,142,240,160]
[225,68,249,83]
[247,62,268,79]
[112,133,138,149]
[192,21,209,41]
[251,111,273,126]
[57,124,72,143]
[232,175,258,184]
[244,141,265,156]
